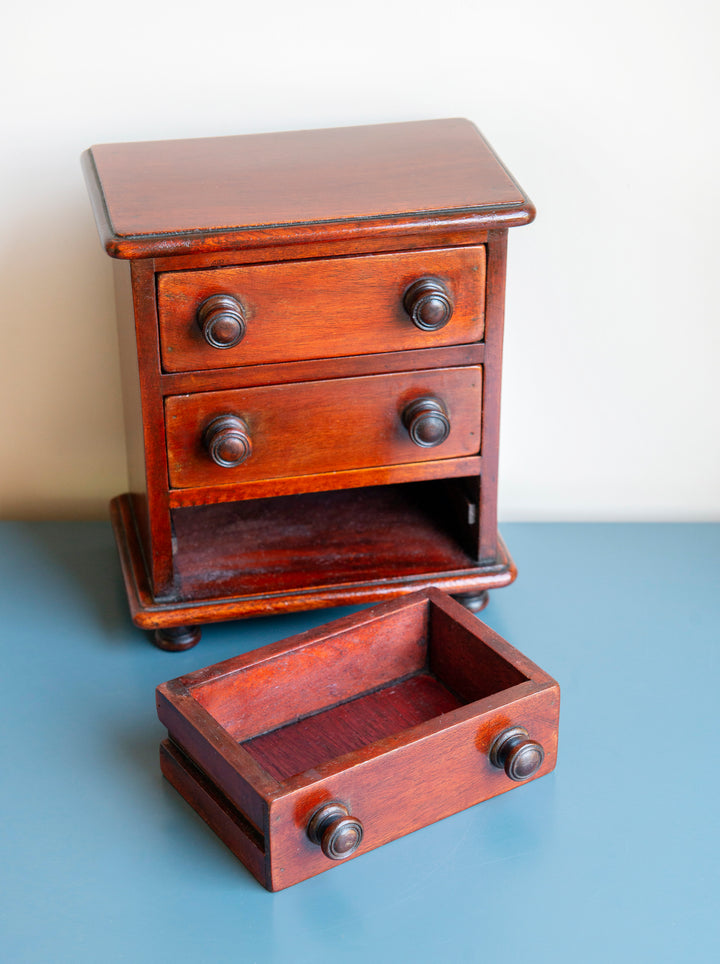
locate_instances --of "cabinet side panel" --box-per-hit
[478,230,508,562]
[112,260,152,567]
[113,260,173,594]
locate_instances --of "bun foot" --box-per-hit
[453,590,489,614]
[153,625,202,651]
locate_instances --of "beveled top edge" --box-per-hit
[83,119,535,258]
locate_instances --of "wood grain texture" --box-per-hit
[111,261,150,556]
[151,227,490,273]
[477,231,507,562]
[169,484,478,600]
[155,589,559,891]
[157,246,485,372]
[158,342,485,402]
[110,492,516,627]
[191,600,428,740]
[175,591,435,687]
[427,587,561,688]
[165,367,482,489]
[243,672,462,781]
[428,602,529,703]
[268,681,558,889]
[83,119,534,258]
[165,455,483,507]
[113,260,174,595]
[89,120,533,638]
[156,680,278,832]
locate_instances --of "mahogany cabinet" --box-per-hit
[82,119,535,649]
[157,589,560,890]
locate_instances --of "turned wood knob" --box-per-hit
[403,277,454,331]
[307,802,363,860]
[197,294,246,349]
[203,415,252,468]
[489,726,545,782]
[402,396,451,448]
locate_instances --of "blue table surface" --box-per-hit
[1,522,718,963]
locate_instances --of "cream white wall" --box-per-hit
[1,0,718,520]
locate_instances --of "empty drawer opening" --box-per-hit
[169,479,484,602]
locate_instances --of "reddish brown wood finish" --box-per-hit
[84,119,534,258]
[477,231,509,562]
[110,490,517,630]
[166,455,483,507]
[243,673,463,781]
[192,599,429,739]
[168,483,486,601]
[160,342,485,395]
[84,119,534,641]
[112,260,174,594]
[156,590,559,890]
[164,367,482,490]
[151,228,491,273]
[157,246,485,372]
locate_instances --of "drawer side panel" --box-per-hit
[160,740,268,887]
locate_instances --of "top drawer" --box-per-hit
[157,245,485,373]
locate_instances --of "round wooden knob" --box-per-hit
[203,415,252,468]
[403,278,453,331]
[489,726,545,782]
[197,294,246,349]
[307,802,363,860]
[402,396,451,448]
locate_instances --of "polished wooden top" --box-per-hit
[83,119,534,258]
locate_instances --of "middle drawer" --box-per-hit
[165,367,482,489]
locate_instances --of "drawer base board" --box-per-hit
[111,490,515,636]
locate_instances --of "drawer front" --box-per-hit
[165,366,482,489]
[157,246,485,373]
[268,684,560,890]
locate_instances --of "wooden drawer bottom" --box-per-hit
[156,590,560,890]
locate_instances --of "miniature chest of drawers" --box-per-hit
[82,119,535,649]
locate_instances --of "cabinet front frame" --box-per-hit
[116,228,508,600]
